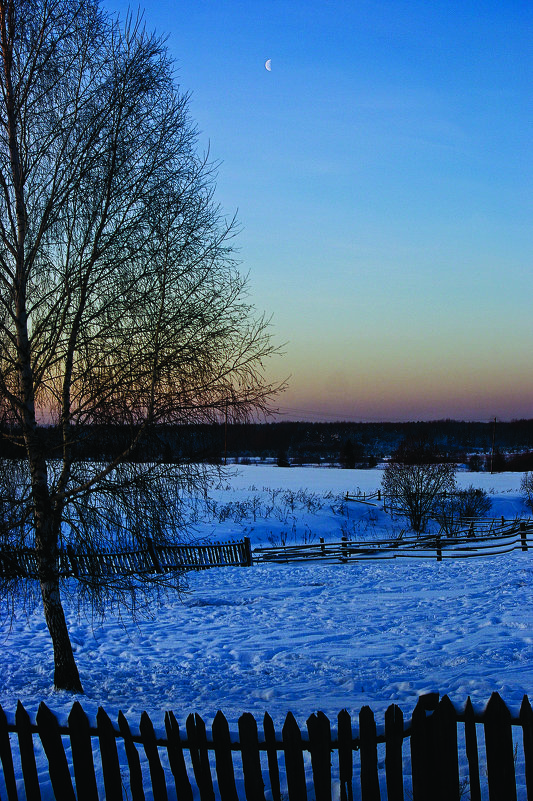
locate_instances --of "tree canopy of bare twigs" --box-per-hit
[0,0,281,691]
[381,440,456,534]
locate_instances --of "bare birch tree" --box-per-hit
[0,0,280,691]
[381,439,456,533]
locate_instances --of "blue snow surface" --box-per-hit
[1,466,532,798]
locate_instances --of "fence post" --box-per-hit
[468,522,475,538]
[359,706,380,800]
[68,701,99,801]
[320,537,326,556]
[140,710,169,801]
[243,536,253,566]
[146,537,163,574]
[117,711,145,801]
[263,713,282,801]
[378,490,381,502]
[186,713,216,801]
[432,696,460,801]
[307,711,332,801]
[520,695,533,800]
[15,701,40,801]
[97,707,123,801]
[239,713,266,801]
[410,698,430,801]
[36,702,77,801]
[520,522,528,552]
[164,711,194,801]
[0,703,18,801]
[341,536,348,563]
[212,710,238,801]
[483,692,517,801]
[384,704,404,801]
[338,710,354,801]
[282,712,307,800]
[66,544,79,578]
[436,534,442,562]
[464,697,481,801]
[410,694,438,801]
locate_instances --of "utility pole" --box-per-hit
[224,399,228,466]
[490,416,496,474]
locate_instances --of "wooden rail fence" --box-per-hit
[252,520,533,564]
[1,692,532,800]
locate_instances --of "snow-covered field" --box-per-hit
[1,465,533,796]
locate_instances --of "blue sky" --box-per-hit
[104,0,533,421]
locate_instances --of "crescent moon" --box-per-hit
[265,59,272,71]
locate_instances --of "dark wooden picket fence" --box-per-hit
[253,519,533,564]
[0,538,252,580]
[1,692,532,800]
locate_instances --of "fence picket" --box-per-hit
[384,704,403,801]
[238,712,265,801]
[139,711,168,801]
[186,713,215,801]
[307,711,332,801]
[68,701,99,801]
[15,701,40,801]
[410,697,432,801]
[35,702,76,801]
[96,706,123,801]
[337,709,354,801]
[263,713,281,801]
[432,696,460,801]
[484,692,517,801]
[282,712,307,800]
[164,712,194,801]
[117,711,146,801]
[464,697,481,801]
[0,703,18,801]
[359,706,380,800]
[520,695,533,800]
[3,694,533,800]
[212,710,238,801]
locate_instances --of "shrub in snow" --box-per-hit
[433,486,492,536]
[468,454,484,472]
[276,450,290,467]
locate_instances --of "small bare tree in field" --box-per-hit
[0,0,281,691]
[521,473,533,512]
[381,440,456,534]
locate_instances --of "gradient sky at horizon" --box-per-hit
[104,0,533,422]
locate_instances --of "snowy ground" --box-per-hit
[1,465,533,797]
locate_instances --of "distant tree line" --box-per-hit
[3,419,533,470]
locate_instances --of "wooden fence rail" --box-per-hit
[1,692,532,800]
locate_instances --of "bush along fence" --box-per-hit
[1,692,533,800]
